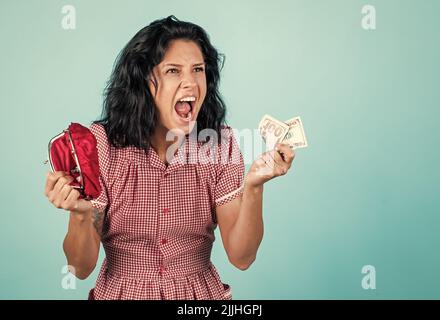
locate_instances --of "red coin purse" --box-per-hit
[47,123,101,200]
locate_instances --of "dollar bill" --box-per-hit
[258,114,290,150]
[258,114,308,150]
[283,116,308,149]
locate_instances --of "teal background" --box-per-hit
[1,0,439,299]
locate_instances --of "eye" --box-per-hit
[194,67,204,72]
[166,68,179,74]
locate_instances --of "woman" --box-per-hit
[44,16,294,300]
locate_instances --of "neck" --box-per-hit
[150,125,184,164]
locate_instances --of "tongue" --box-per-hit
[175,101,191,117]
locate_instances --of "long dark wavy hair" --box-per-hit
[93,15,227,150]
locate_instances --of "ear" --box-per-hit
[148,76,157,97]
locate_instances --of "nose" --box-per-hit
[180,72,197,89]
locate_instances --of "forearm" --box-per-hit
[227,183,264,268]
[63,209,101,279]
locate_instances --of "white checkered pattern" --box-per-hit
[88,123,244,300]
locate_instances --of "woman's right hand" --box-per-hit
[44,171,92,214]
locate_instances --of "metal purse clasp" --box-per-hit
[65,129,85,190]
[45,128,85,191]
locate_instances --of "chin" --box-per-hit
[165,118,197,137]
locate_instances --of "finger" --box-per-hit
[53,183,74,208]
[264,150,289,176]
[272,149,286,166]
[275,143,295,163]
[53,175,74,194]
[261,152,275,167]
[261,152,281,175]
[62,188,81,211]
[49,175,74,203]
[273,151,289,174]
[45,171,68,196]
[272,155,288,175]
[265,151,285,169]
[47,174,72,202]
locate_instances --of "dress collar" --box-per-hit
[147,134,200,173]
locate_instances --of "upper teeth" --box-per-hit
[179,96,196,102]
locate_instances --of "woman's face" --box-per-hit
[149,39,207,135]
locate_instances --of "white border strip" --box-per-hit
[215,184,244,205]
[90,200,106,206]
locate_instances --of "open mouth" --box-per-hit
[174,97,196,122]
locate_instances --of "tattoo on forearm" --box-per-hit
[92,208,104,237]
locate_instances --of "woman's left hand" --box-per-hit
[245,143,295,188]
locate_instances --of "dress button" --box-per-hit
[159,266,167,274]
[161,238,167,245]
[162,208,169,214]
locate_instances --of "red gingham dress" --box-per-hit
[88,123,244,300]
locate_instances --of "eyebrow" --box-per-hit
[163,63,205,67]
